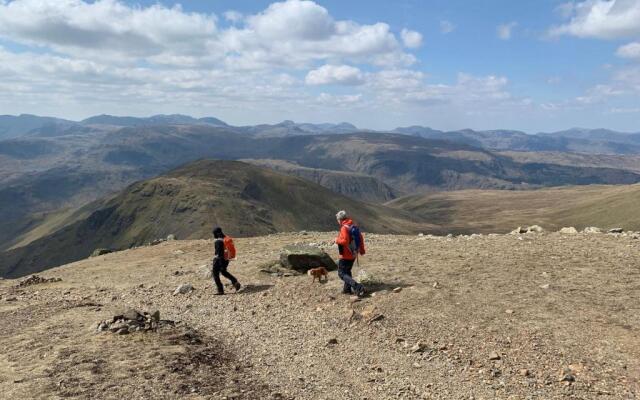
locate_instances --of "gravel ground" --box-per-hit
[0,231,639,399]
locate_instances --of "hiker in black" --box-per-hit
[212,227,241,295]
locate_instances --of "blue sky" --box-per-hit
[0,0,639,132]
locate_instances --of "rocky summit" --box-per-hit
[0,230,638,399]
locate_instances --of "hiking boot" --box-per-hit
[214,291,225,296]
[233,282,242,291]
[356,286,366,298]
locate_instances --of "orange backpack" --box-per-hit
[223,236,236,260]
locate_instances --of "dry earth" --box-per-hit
[0,231,639,399]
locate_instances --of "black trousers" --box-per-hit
[213,259,238,293]
[338,259,363,294]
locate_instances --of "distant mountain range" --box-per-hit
[2,113,639,154]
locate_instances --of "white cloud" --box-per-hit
[617,41,640,59]
[246,0,334,40]
[0,0,218,60]
[224,10,243,23]
[0,0,416,69]
[440,20,456,34]
[549,0,640,39]
[317,92,362,105]
[305,64,364,85]
[497,22,517,40]
[400,29,423,48]
[365,70,513,108]
[575,84,625,104]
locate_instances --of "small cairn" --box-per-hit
[95,308,173,335]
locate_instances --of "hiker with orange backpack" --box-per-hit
[212,226,241,295]
[335,210,366,297]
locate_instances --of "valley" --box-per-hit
[2,117,640,278]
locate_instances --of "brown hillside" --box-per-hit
[389,183,640,234]
[0,160,430,278]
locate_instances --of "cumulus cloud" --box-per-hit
[0,0,218,60]
[497,22,517,40]
[0,0,416,68]
[400,29,423,48]
[440,20,456,34]
[305,64,365,85]
[617,41,640,59]
[549,0,640,39]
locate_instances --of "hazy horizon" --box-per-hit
[2,111,638,135]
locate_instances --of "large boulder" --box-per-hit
[279,245,338,272]
[559,227,578,234]
[91,248,114,257]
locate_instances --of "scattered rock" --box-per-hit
[367,314,385,324]
[121,308,143,321]
[582,227,602,234]
[505,309,514,314]
[432,282,440,289]
[511,226,528,234]
[392,287,403,293]
[560,373,576,383]
[608,228,623,234]
[411,342,427,353]
[489,351,501,360]
[166,234,176,241]
[173,284,194,295]
[200,264,212,279]
[559,227,578,234]
[91,248,114,257]
[5,296,17,302]
[16,275,62,287]
[519,369,530,377]
[527,225,544,233]
[327,338,338,345]
[540,284,550,289]
[279,244,337,272]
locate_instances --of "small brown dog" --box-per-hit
[307,267,328,283]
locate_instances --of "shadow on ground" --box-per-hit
[240,284,274,294]
[363,281,413,294]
